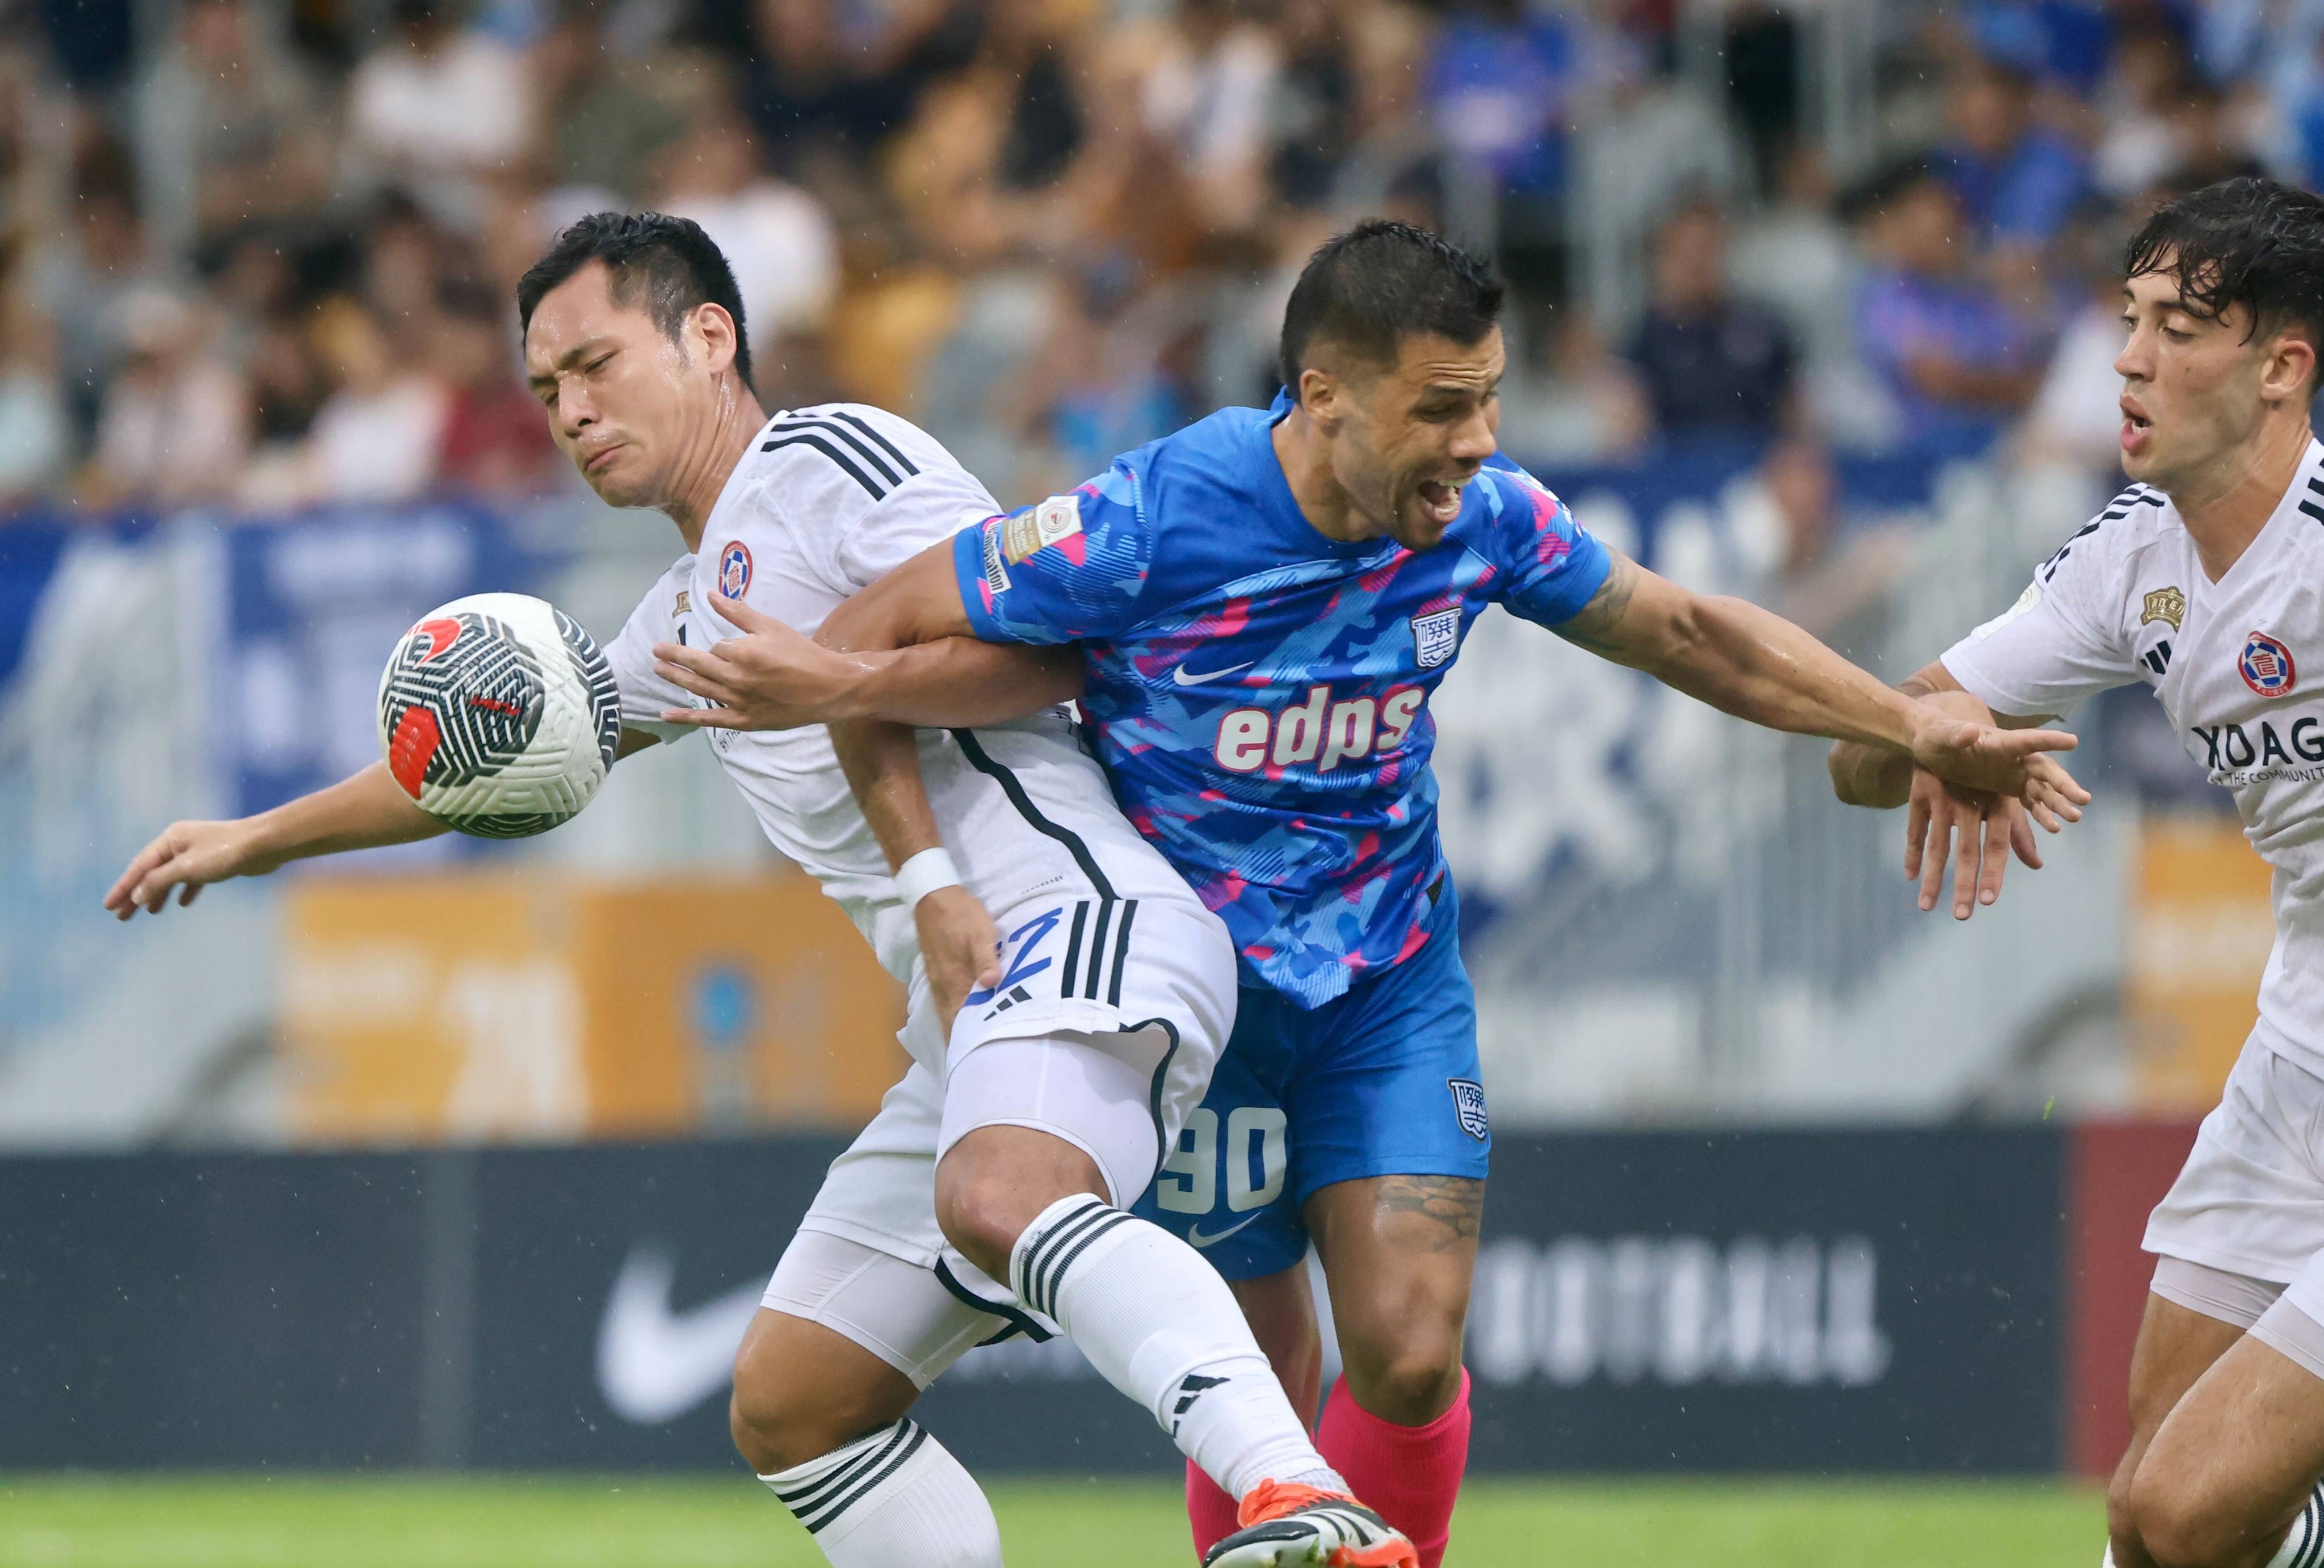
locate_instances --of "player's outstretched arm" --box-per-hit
[1554,550,2085,798]
[649,545,1082,731]
[103,730,662,920]
[102,761,447,919]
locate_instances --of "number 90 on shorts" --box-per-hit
[1153,1106,1289,1218]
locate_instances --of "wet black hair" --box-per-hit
[516,211,752,389]
[1277,220,1503,389]
[2125,176,2324,384]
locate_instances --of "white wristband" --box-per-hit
[894,847,963,909]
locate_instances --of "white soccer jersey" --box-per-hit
[1941,440,2324,1077]
[603,403,1215,1071]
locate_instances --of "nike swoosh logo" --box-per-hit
[1172,661,1254,687]
[1186,1212,1264,1248]
[594,1245,763,1424]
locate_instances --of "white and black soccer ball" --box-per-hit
[376,592,620,839]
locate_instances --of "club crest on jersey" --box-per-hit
[1411,608,1460,669]
[674,589,691,617]
[718,541,753,599]
[2239,632,2297,697]
[1448,1078,1489,1141]
[2142,586,2186,630]
[1003,494,1083,565]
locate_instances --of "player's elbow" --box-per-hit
[817,592,907,655]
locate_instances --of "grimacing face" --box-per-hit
[1319,327,1504,552]
[2116,262,2313,489]
[523,262,733,509]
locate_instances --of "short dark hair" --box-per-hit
[2125,176,2324,377]
[516,211,753,389]
[1277,220,1504,389]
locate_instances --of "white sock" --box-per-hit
[1011,1192,1343,1500]
[2267,1485,2324,1568]
[760,1419,1002,1567]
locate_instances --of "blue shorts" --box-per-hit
[1131,883,1489,1280]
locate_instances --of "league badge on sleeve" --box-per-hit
[2239,631,2297,697]
[1002,494,1084,565]
[718,541,753,599]
[1411,607,1461,669]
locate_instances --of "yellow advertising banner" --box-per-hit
[279,871,907,1144]
[2128,815,2278,1111]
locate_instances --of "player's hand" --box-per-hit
[652,594,863,730]
[102,818,280,920]
[1903,702,2085,798]
[915,885,1002,1039]
[1902,752,2088,921]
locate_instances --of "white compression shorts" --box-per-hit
[760,890,1236,1382]
[2146,1033,2324,1381]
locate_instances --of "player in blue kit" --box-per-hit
[652,221,2082,1563]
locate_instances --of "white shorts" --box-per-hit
[763,888,1235,1384]
[2146,1032,2324,1378]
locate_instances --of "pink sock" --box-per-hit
[1314,1369,1471,1568]
[1185,1458,1243,1558]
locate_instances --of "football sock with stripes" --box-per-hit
[1011,1192,1344,1502]
[2266,1484,2324,1568]
[759,1418,1002,1567]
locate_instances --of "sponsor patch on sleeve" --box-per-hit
[1971,582,2041,640]
[1002,494,1084,564]
[979,519,1012,596]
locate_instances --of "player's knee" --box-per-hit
[729,1344,882,1476]
[1338,1330,1465,1426]
[932,1160,1035,1282]
[2126,1462,2262,1568]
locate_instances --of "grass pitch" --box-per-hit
[0,1474,2102,1567]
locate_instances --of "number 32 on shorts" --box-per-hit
[1154,1107,1288,1243]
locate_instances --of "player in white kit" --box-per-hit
[103,215,1417,1568]
[1831,179,2324,1568]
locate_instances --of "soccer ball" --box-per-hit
[376,592,621,838]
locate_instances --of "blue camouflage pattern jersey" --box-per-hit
[951,391,1611,1009]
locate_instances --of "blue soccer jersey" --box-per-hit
[951,392,1609,1008]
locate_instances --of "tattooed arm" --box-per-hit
[1550,550,2079,796]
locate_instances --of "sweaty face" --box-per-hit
[2115,265,2288,489]
[523,262,718,509]
[1329,329,1504,552]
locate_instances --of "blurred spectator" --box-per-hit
[283,296,448,503]
[234,310,330,505]
[1427,0,1574,200]
[83,288,251,507]
[0,238,67,508]
[1004,264,1191,494]
[1732,438,1914,638]
[1427,0,1578,295]
[656,104,839,353]
[1267,0,1358,210]
[346,0,533,232]
[2019,204,2135,476]
[740,0,979,161]
[1499,305,1650,466]
[1140,0,1281,237]
[2094,22,2196,199]
[432,277,559,496]
[1850,160,2048,455]
[532,0,692,205]
[132,0,333,267]
[34,142,168,452]
[1938,36,2088,250]
[1623,197,1796,440]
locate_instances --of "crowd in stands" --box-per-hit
[0,0,2308,531]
